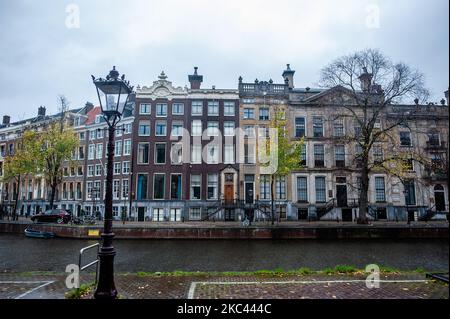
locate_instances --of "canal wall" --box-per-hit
[0,221,448,240]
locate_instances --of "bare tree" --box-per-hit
[319,49,429,224]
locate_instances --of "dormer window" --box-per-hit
[95,115,102,124]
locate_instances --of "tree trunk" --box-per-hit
[12,175,21,221]
[271,177,275,226]
[49,180,57,210]
[358,162,370,224]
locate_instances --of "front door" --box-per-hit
[138,207,145,222]
[224,209,235,221]
[225,184,234,203]
[435,190,446,211]
[336,185,348,207]
[245,182,254,204]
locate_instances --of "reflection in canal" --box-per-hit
[0,234,448,272]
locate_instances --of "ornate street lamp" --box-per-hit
[91,66,133,299]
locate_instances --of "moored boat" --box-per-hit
[24,227,56,239]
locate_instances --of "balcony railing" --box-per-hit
[425,140,447,150]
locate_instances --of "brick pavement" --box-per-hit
[0,272,447,299]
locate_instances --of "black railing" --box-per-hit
[420,204,449,221]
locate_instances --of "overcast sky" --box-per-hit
[0,0,448,121]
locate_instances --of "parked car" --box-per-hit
[31,209,72,224]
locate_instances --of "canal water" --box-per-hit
[0,234,448,273]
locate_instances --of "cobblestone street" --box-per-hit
[0,272,447,299]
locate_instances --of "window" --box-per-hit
[333,118,344,137]
[79,132,86,140]
[124,123,132,134]
[244,125,255,138]
[115,140,122,156]
[170,174,182,200]
[258,126,269,139]
[315,177,326,203]
[87,165,94,177]
[244,143,256,164]
[95,164,102,176]
[243,98,255,104]
[113,180,120,199]
[243,108,254,119]
[77,166,83,176]
[259,108,269,121]
[335,145,345,168]
[224,145,235,164]
[295,117,306,138]
[123,139,131,155]
[404,180,416,205]
[97,129,104,139]
[138,121,150,136]
[207,145,219,164]
[78,146,85,160]
[207,122,219,136]
[191,120,202,136]
[153,208,165,221]
[171,143,183,165]
[156,103,167,117]
[94,181,101,199]
[207,174,219,200]
[137,143,149,164]
[373,145,383,164]
[137,174,148,200]
[191,101,203,116]
[208,101,219,116]
[224,102,235,116]
[96,144,103,159]
[300,145,307,167]
[375,177,386,202]
[297,177,308,203]
[189,207,201,220]
[88,144,95,160]
[171,122,183,137]
[115,128,122,137]
[170,208,182,222]
[314,144,325,168]
[260,175,271,200]
[428,133,440,146]
[122,161,130,174]
[276,176,286,199]
[313,117,324,137]
[114,162,121,175]
[155,143,166,164]
[155,121,167,136]
[172,103,184,115]
[122,179,130,199]
[190,174,201,200]
[400,132,412,146]
[87,182,93,199]
[224,121,235,136]
[140,103,151,114]
[191,144,202,164]
[153,174,165,199]
[89,130,96,140]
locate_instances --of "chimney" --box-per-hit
[84,102,94,114]
[359,67,373,92]
[188,67,203,90]
[2,115,10,125]
[282,64,295,89]
[38,106,46,117]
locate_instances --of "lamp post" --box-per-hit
[91,66,133,299]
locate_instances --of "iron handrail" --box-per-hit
[78,243,100,285]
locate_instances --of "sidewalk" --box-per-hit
[1,272,447,299]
